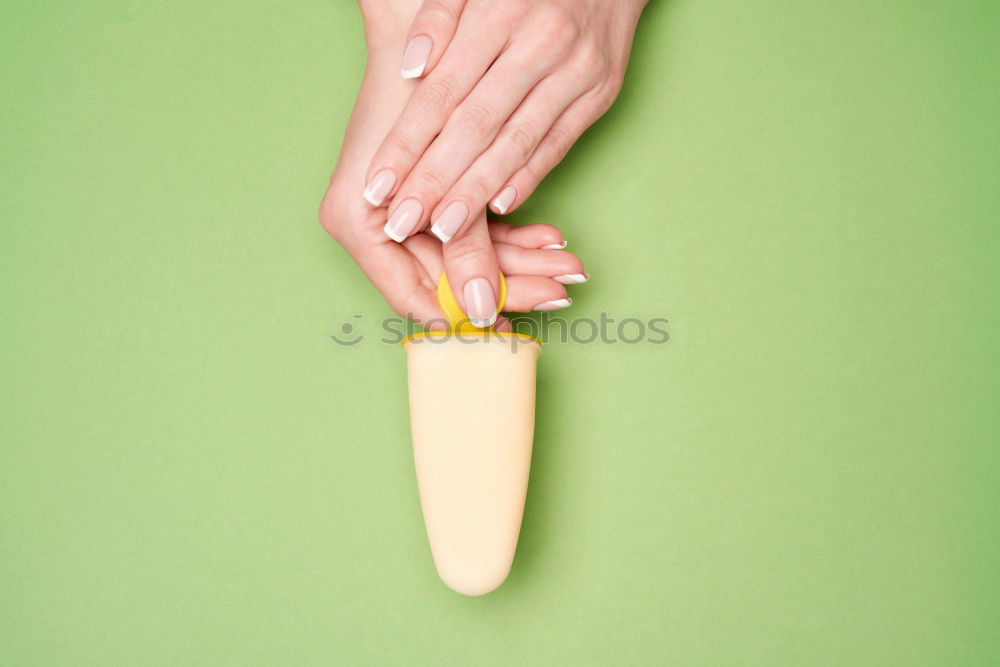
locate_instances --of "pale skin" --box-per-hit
[320,1,585,329]
[322,0,646,325]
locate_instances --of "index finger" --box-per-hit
[362,9,508,209]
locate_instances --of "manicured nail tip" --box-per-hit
[492,185,517,214]
[401,65,425,79]
[401,36,432,79]
[469,315,497,328]
[383,222,407,243]
[542,240,568,250]
[430,222,452,243]
[554,273,588,284]
[363,170,396,207]
[533,298,572,311]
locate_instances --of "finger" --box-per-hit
[348,238,445,329]
[487,221,565,249]
[494,244,588,283]
[401,232,445,282]
[401,0,467,79]
[441,212,502,327]
[363,15,507,210]
[404,223,573,285]
[502,276,573,312]
[429,71,590,241]
[490,90,612,216]
[386,45,554,243]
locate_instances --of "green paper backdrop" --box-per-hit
[2,1,998,664]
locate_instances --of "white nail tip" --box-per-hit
[363,188,382,207]
[541,240,568,250]
[430,222,452,243]
[493,198,509,214]
[554,273,588,284]
[469,315,496,328]
[533,298,572,311]
[401,65,425,79]
[383,222,407,243]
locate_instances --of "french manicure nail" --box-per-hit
[554,273,588,284]
[430,201,469,243]
[363,169,396,207]
[533,298,572,311]
[463,277,497,328]
[492,185,517,214]
[401,35,432,79]
[542,240,568,250]
[383,198,423,243]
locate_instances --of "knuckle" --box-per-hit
[456,101,497,139]
[386,128,420,161]
[543,124,574,161]
[418,0,458,25]
[573,44,608,80]
[592,77,623,113]
[533,5,577,38]
[604,65,626,97]
[419,71,460,115]
[505,123,537,160]
[446,237,489,264]
[522,160,544,186]
[455,174,491,203]
[535,8,580,53]
[410,166,449,195]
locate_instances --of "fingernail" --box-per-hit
[463,277,497,328]
[533,298,572,311]
[430,201,469,243]
[542,240,568,250]
[363,169,396,207]
[554,273,588,284]
[492,185,517,214]
[401,35,432,79]
[383,198,423,242]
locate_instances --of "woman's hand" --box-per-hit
[321,197,586,328]
[320,3,586,327]
[363,0,647,248]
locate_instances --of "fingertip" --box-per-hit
[502,276,570,312]
[495,222,564,250]
[401,34,432,79]
[554,272,588,284]
[383,221,408,243]
[491,185,517,215]
[384,198,423,243]
[430,200,469,244]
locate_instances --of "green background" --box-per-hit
[3,0,999,663]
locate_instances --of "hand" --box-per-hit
[320,5,586,327]
[363,0,647,248]
[322,201,587,329]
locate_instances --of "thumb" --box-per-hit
[401,0,466,79]
[442,211,502,328]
